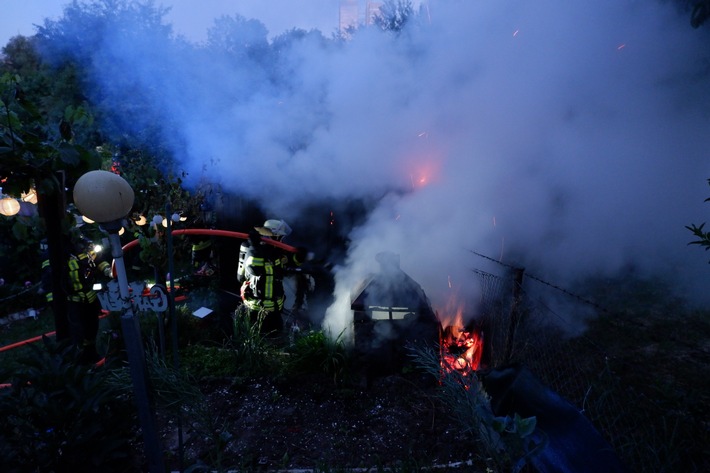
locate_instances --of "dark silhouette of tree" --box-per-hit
[687,179,710,261]
[373,0,415,33]
[690,1,710,27]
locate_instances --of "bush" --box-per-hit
[0,282,44,318]
[286,329,350,384]
[0,337,141,472]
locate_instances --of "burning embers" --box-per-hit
[437,301,484,375]
[439,324,483,375]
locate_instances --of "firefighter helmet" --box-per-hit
[255,219,292,238]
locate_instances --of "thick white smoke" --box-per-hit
[44,0,710,334]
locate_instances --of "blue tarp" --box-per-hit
[480,363,628,473]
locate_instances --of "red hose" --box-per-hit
[122,228,297,253]
[0,312,109,353]
[114,228,297,277]
[0,333,53,353]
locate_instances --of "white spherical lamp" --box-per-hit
[73,170,135,223]
[0,197,21,216]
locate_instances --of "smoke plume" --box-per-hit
[40,0,710,335]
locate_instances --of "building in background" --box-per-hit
[339,0,359,35]
[365,2,384,26]
[340,1,431,34]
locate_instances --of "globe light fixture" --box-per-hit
[0,196,20,216]
[73,170,135,223]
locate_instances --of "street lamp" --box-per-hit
[72,170,165,473]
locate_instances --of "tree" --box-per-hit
[690,0,710,27]
[0,71,100,340]
[373,0,415,33]
[686,178,710,261]
[207,14,270,64]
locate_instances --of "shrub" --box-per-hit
[0,337,141,472]
[286,328,350,384]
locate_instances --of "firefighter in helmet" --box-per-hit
[238,219,307,336]
[66,234,112,363]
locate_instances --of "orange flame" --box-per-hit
[436,297,484,375]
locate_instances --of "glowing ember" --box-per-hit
[440,324,483,374]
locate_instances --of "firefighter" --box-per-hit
[66,235,112,363]
[39,239,54,308]
[237,219,308,336]
[192,237,215,276]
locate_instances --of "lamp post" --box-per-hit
[73,170,165,473]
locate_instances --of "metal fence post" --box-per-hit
[503,267,525,364]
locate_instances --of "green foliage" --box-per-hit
[0,69,101,192]
[0,338,140,472]
[0,213,45,286]
[287,328,350,384]
[182,343,241,379]
[98,146,208,278]
[0,65,101,300]
[0,282,43,317]
[406,343,545,472]
[226,307,281,377]
[107,342,236,470]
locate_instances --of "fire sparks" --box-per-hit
[407,160,440,190]
[411,174,428,187]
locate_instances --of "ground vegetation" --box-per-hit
[1,275,709,472]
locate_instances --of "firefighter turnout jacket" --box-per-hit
[238,238,304,312]
[67,251,111,303]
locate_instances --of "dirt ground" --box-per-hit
[161,371,486,472]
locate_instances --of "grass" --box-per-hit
[569,276,710,472]
[2,274,709,472]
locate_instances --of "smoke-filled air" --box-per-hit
[37,0,710,336]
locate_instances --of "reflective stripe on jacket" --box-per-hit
[67,253,97,303]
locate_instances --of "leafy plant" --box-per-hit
[107,341,236,471]
[0,337,140,472]
[406,343,545,472]
[287,328,350,384]
[227,306,280,377]
[181,343,241,379]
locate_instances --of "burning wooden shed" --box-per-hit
[350,252,441,374]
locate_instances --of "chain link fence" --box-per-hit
[470,254,697,473]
